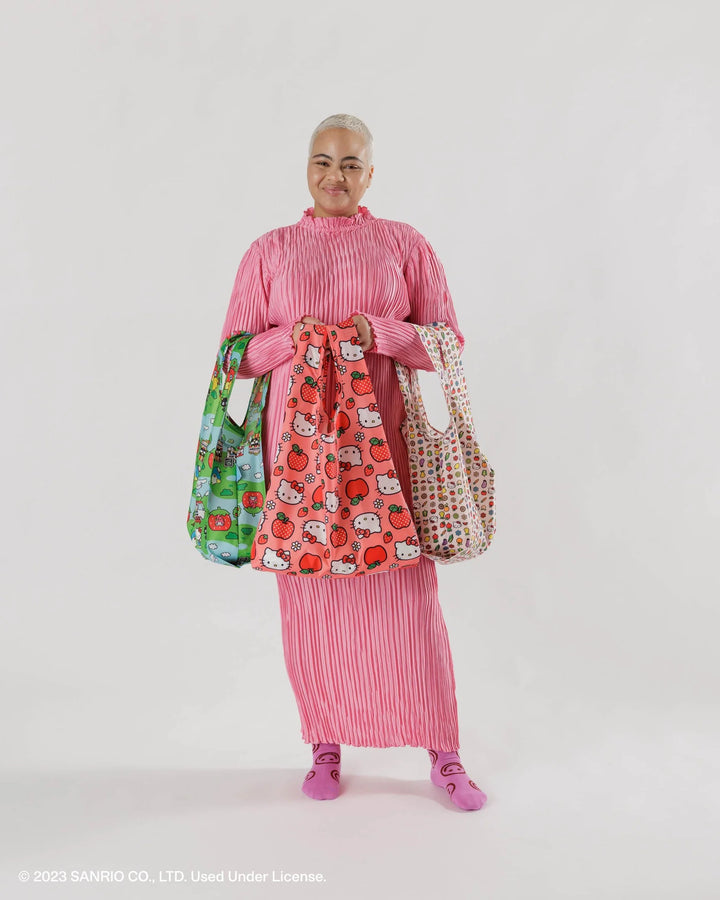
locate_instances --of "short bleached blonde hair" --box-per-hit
[308,114,374,167]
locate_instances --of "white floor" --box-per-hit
[2,709,717,900]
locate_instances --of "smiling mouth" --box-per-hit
[325,187,346,193]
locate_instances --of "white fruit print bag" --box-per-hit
[394,322,496,563]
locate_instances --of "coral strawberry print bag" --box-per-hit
[251,318,421,578]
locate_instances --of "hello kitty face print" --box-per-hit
[357,404,382,428]
[303,520,327,544]
[330,555,357,575]
[338,445,362,470]
[292,411,316,437]
[394,538,421,560]
[251,318,420,578]
[262,547,291,570]
[339,337,364,361]
[276,479,304,504]
[352,512,381,537]
[304,344,322,369]
[376,471,401,495]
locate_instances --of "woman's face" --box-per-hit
[307,127,374,218]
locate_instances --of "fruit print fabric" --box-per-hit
[394,323,496,563]
[251,318,421,578]
[187,331,270,566]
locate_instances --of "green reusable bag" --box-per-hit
[187,331,270,567]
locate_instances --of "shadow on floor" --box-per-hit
[0,766,459,858]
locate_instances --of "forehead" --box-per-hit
[310,128,368,160]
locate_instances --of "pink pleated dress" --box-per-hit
[220,205,465,751]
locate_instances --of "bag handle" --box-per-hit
[326,318,368,424]
[240,371,271,433]
[418,325,471,404]
[286,318,378,426]
[218,332,271,434]
[394,353,431,425]
[289,322,334,421]
[394,322,475,433]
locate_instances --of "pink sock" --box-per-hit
[428,748,487,811]
[301,742,342,800]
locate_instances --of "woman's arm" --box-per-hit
[219,240,295,378]
[359,233,465,372]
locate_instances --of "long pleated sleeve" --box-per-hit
[219,240,295,378]
[362,233,466,371]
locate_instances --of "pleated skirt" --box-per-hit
[276,554,460,751]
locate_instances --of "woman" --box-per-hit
[219,113,486,812]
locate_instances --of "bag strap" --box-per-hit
[216,332,271,435]
[394,323,475,432]
[393,322,448,421]
[241,371,271,432]
[394,353,430,425]
[417,325,471,407]
[290,322,332,419]
[326,318,367,422]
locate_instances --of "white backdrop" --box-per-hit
[1,1,718,897]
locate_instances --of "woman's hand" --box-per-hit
[292,316,325,346]
[352,314,374,352]
[292,314,374,351]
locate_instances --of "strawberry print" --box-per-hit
[208,509,232,532]
[335,411,351,435]
[299,552,322,574]
[324,454,338,479]
[272,512,295,539]
[350,372,372,395]
[241,490,264,515]
[288,444,309,471]
[388,504,411,529]
[369,437,391,462]
[301,376,319,402]
[346,478,369,506]
[364,545,387,569]
[251,318,419,577]
[330,524,348,547]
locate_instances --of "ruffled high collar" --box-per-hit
[298,205,374,230]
